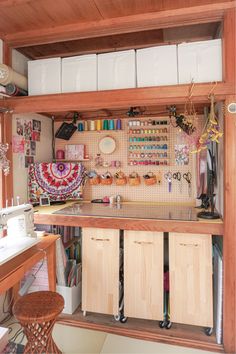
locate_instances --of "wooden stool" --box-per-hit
[13,291,64,354]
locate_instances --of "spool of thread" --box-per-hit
[78,122,84,131]
[90,120,96,131]
[103,120,108,130]
[56,150,65,159]
[83,121,88,131]
[109,119,115,130]
[5,83,28,96]
[0,64,28,91]
[116,119,122,130]
[96,120,102,131]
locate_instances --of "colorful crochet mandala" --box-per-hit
[28,162,86,203]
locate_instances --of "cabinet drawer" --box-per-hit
[82,228,119,315]
[124,231,163,320]
[169,233,213,327]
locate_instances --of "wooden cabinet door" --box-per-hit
[124,231,163,320]
[169,233,213,327]
[82,227,119,316]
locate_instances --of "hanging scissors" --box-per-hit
[164,171,172,192]
[173,172,182,193]
[183,172,192,197]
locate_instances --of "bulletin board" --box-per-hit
[54,115,204,204]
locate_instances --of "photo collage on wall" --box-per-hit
[13,118,41,168]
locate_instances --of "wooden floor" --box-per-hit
[58,307,223,353]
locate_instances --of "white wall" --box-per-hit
[12,114,53,202]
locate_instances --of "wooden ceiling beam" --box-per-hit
[4,2,235,48]
[1,82,234,114]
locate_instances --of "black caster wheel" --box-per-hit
[114,314,120,321]
[165,321,172,329]
[205,327,213,336]
[120,315,128,323]
[159,321,166,328]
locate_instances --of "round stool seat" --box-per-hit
[13,291,64,354]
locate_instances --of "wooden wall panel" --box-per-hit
[0,42,13,207]
[1,112,13,207]
[223,95,236,354]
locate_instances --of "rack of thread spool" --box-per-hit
[127,118,170,166]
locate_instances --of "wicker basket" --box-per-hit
[89,176,100,185]
[115,177,127,186]
[143,173,157,186]
[128,175,141,186]
[100,177,113,185]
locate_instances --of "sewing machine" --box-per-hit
[0,204,39,265]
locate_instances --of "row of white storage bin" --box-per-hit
[28,39,222,96]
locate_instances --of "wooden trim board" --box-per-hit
[2,82,234,114]
[34,213,223,235]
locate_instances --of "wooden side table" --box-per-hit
[13,291,64,354]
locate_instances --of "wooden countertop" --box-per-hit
[33,201,223,235]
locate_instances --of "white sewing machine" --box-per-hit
[0,204,39,265]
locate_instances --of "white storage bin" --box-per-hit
[178,39,222,84]
[28,57,61,95]
[136,45,178,87]
[56,282,81,314]
[62,54,97,93]
[98,50,136,90]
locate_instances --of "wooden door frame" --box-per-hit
[223,8,236,353]
[0,42,13,207]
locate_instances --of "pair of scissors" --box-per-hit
[164,171,172,192]
[183,172,192,197]
[173,172,182,193]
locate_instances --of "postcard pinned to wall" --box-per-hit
[16,118,24,136]
[24,140,31,156]
[175,144,190,165]
[24,120,33,140]
[25,156,34,168]
[33,119,41,132]
[32,131,40,142]
[13,135,24,153]
[30,141,36,156]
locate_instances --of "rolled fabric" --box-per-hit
[5,83,28,96]
[0,64,28,90]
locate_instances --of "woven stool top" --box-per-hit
[13,291,64,323]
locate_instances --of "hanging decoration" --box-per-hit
[0,143,10,175]
[192,94,223,153]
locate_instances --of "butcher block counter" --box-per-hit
[34,201,223,235]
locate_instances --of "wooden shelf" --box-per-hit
[2,82,233,115]
[53,159,90,162]
[77,130,123,133]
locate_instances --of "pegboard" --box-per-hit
[54,115,204,203]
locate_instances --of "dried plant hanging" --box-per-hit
[192,94,223,153]
[169,82,198,149]
[0,143,10,175]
